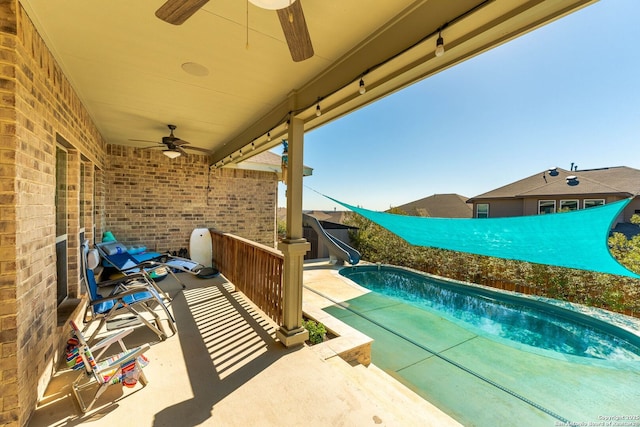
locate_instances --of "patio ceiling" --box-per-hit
[20,0,596,165]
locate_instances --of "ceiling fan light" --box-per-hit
[163,150,181,159]
[249,0,296,10]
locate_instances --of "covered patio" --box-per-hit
[1,1,600,425]
[28,265,459,426]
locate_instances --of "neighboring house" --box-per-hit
[467,166,640,225]
[394,194,472,218]
[232,150,314,181]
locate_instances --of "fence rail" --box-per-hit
[211,230,284,325]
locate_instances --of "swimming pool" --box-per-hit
[313,264,640,426]
[339,265,640,362]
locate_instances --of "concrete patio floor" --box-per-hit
[28,261,458,427]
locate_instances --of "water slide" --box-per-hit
[303,214,360,265]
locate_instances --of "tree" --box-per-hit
[345,208,412,266]
[608,214,640,273]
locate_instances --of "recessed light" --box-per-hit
[181,62,209,77]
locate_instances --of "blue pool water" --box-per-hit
[340,266,640,362]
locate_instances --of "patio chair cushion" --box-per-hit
[104,251,164,270]
[101,242,128,256]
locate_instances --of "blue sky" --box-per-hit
[277,0,640,211]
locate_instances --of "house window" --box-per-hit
[477,204,489,218]
[584,199,605,209]
[80,162,85,229]
[55,145,68,305]
[559,200,579,212]
[538,200,556,214]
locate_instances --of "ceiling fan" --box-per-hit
[155,0,314,62]
[130,124,211,158]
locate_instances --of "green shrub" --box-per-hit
[277,219,287,240]
[302,319,327,345]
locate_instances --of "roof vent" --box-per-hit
[548,167,559,177]
[566,175,579,186]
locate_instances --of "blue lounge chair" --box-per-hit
[95,241,216,291]
[81,240,176,343]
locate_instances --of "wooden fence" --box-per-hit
[211,230,284,325]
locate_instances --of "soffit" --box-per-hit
[19,0,597,165]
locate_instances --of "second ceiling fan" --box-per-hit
[130,124,211,158]
[155,0,314,62]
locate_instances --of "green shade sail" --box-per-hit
[328,197,639,278]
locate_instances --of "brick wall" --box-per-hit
[105,145,278,252]
[0,0,19,420]
[1,3,107,425]
[208,167,278,247]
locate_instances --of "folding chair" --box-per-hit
[67,321,151,413]
[81,240,176,343]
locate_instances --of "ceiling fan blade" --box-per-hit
[140,145,163,150]
[155,0,210,25]
[177,146,189,156]
[277,1,314,62]
[184,146,212,154]
[172,139,192,146]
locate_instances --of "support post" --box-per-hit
[276,117,310,347]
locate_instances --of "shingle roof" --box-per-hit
[244,150,282,166]
[237,151,313,176]
[394,194,472,218]
[468,166,640,201]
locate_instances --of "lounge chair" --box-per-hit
[95,240,217,291]
[81,240,176,343]
[67,320,151,413]
[94,241,177,298]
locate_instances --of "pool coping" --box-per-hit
[302,263,374,366]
